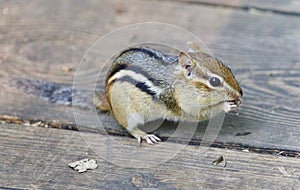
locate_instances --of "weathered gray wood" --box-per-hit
[0,0,299,153]
[174,0,300,14]
[0,124,299,190]
[2,1,300,189]
[110,0,300,69]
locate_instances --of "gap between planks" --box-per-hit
[157,0,300,17]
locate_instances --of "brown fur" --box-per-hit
[192,81,210,91]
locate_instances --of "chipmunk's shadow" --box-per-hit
[138,112,245,144]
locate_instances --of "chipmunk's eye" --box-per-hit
[209,77,222,87]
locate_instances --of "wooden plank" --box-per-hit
[210,0,300,152]
[174,0,300,14]
[110,0,300,69]
[0,0,115,84]
[0,124,299,189]
[0,0,299,153]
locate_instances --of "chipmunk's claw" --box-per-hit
[138,137,142,145]
[138,134,161,145]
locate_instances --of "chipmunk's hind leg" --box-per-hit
[127,113,161,145]
[107,81,161,145]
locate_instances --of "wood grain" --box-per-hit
[1,0,299,152]
[0,1,300,188]
[0,124,299,189]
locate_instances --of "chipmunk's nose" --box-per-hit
[239,89,243,97]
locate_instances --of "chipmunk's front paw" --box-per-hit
[138,134,161,145]
[224,98,241,112]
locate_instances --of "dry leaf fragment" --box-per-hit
[69,158,97,173]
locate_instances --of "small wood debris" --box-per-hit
[242,149,250,152]
[114,1,127,14]
[277,151,285,156]
[278,167,291,177]
[61,66,74,72]
[212,155,227,167]
[69,158,97,173]
[2,8,9,15]
[131,175,143,187]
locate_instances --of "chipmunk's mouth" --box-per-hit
[224,98,241,112]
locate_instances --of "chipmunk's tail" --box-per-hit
[94,92,110,112]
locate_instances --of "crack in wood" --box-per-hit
[157,0,300,17]
[1,114,299,159]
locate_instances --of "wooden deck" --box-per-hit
[0,0,300,189]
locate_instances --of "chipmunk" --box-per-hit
[99,42,242,145]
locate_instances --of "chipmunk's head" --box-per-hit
[175,42,242,117]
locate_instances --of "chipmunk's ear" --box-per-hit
[179,51,194,78]
[186,41,202,53]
